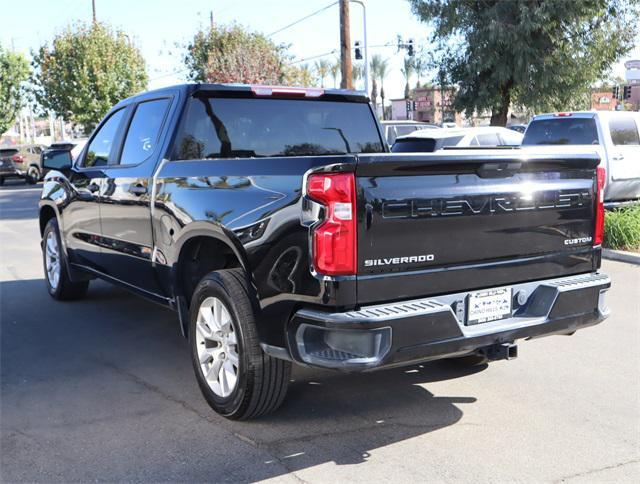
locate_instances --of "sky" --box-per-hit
[2,0,639,100]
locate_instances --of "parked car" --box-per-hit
[391,127,523,153]
[40,84,610,419]
[0,144,45,185]
[522,111,640,205]
[380,120,439,145]
[507,124,527,133]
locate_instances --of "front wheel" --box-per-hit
[189,268,291,420]
[43,218,89,300]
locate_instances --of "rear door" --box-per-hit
[354,152,599,304]
[98,96,173,296]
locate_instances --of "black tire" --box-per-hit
[26,165,40,184]
[189,268,291,420]
[42,218,89,300]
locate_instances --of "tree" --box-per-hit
[409,0,640,125]
[401,56,415,100]
[329,58,340,88]
[314,59,330,88]
[375,59,389,120]
[0,46,30,135]
[31,22,147,130]
[351,62,363,87]
[288,63,316,86]
[369,54,383,109]
[185,23,291,85]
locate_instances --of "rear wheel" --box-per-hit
[26,165,40,184]
[189,268,291,420]
[43,218,89,300]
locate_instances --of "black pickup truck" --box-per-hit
[40,84,611,419]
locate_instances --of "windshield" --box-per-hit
[523,118,599,145]
[173,97,384,159]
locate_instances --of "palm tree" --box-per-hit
[352,63,363,88]
[377,58,389,120]
[329,58,340,88]
[401,56,415,100]
[314,59,330,88]
[414,57,425,89]
[369,54,383,111]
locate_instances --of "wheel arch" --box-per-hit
[171,223,255,313]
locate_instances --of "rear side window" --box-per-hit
[172,97,384,160]
[475,133,500,145]
[522,118,599,145]
[609,117,640,146]
[120,98,171,165]
[439,135,465,148]
[391,138,437,153]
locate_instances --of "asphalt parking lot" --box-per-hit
[1,179,639,482]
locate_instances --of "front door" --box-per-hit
[64,108,127,271]
[98,97,172,297]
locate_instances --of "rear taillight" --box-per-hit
[594,166,605,246]
[306,172,357,276]
[11,154,23,164]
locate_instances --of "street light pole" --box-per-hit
[92,0,97,23]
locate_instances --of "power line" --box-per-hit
[267,2,337,37]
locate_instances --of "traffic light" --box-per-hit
[354,41,362,60]
[612,85,619,100]
[623,85,632,99]
[407,39,414,57]
[406,99,411,114]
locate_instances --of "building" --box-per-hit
[625,59,640,85]
[391,87,462,125]
[590,91,618,111]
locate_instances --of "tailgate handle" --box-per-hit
[477,162,521,178]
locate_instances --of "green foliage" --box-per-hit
[31,22,148,130]
[401,56,415,99]
[314,59,330,87]
[604,205,640,251]
[409,0,640,125]
[185,23,291,85]
[0,45,30,135]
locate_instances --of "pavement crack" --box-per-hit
[554,459,640,482]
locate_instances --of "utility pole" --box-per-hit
[92,0,97,23]
[210,11,214,28]
[339,0,352,89]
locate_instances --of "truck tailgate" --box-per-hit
[355,151,600,305]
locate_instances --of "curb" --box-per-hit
[602,248,640,265]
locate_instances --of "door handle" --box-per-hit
[87,183,100,193]
[129,184,147,196]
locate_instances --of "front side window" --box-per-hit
[173,97,384,160]
[120,99,171,165]
[83,109,126,167]
[609,116,640,146]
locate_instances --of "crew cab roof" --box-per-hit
[114,83,369,109]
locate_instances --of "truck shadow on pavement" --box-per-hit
[1,278,481,481]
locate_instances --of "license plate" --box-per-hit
[466,287,512,325]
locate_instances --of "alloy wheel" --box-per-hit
[195,296,240,398]
[45,231,61,290]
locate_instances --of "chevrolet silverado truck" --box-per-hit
[39,84,611,420]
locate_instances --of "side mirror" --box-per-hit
[42,150,73,172]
